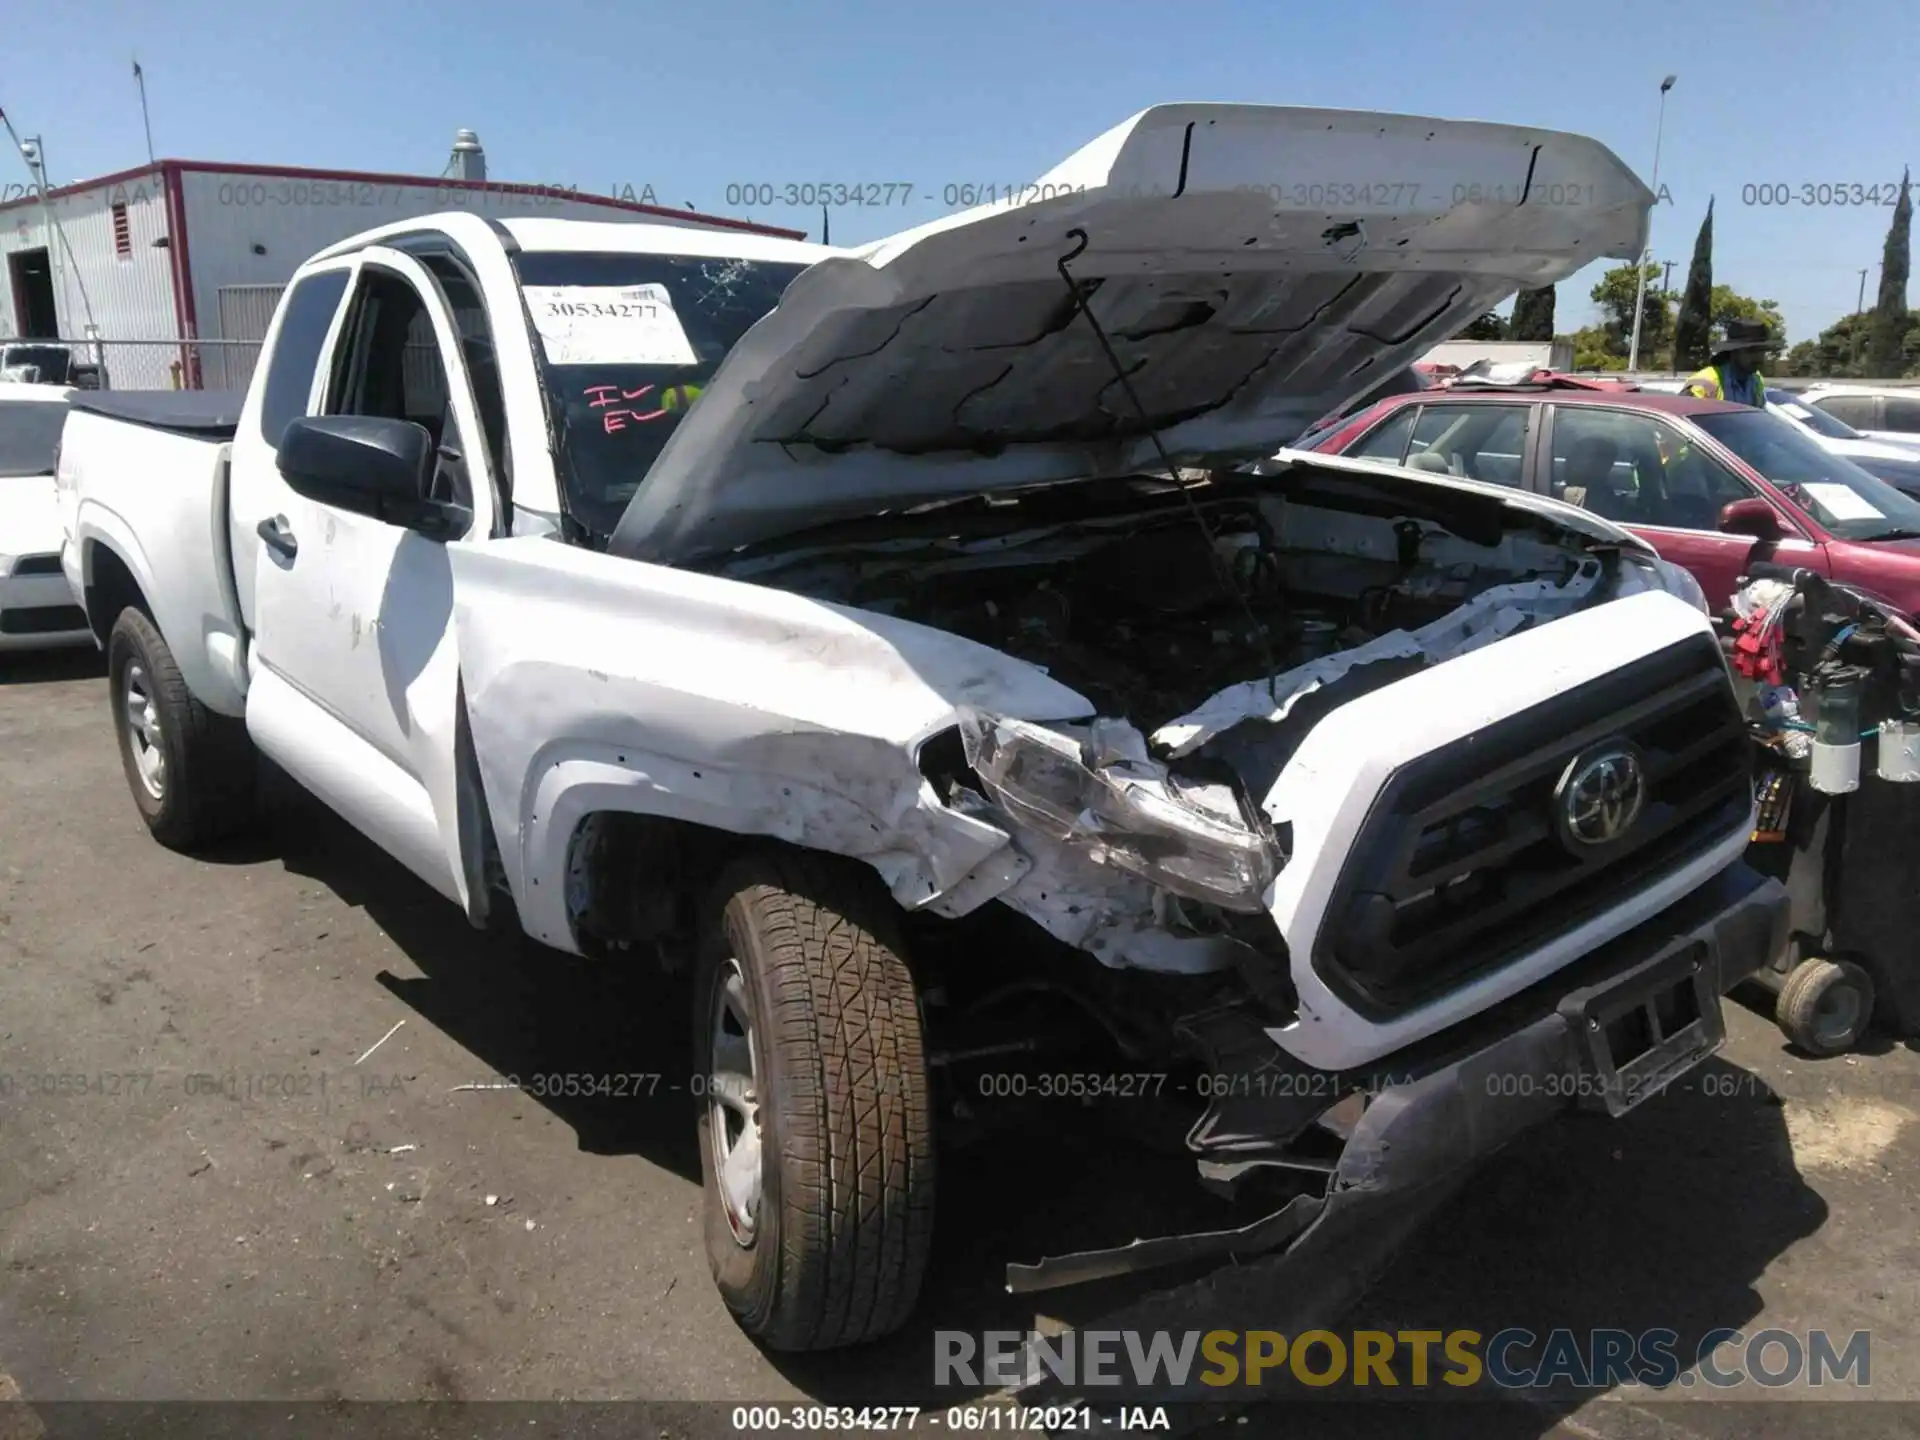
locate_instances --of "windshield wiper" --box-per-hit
[1861,527,1920,542]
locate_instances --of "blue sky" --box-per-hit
[3,0,1914,345]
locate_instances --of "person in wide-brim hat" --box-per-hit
[1682,317,1773,407]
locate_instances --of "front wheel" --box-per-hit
[107,607,256,851]
[694,849,935,1351]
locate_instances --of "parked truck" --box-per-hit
[57,105,1787,1351]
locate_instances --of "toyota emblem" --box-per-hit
[1555,742,1647,848]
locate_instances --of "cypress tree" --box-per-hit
[1509,286,1556,341]
[1671,198,1715,372]
[1867,169,1912,377]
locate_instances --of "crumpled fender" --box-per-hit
[446,535,1093,952]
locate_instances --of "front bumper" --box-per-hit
[1007,861,1786,1397]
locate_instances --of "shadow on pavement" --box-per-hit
[1237,1056,1828,1437]
[241,785,1827,1427]
[774,1053,1829,1424]
[254,776,704,1179]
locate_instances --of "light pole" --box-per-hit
[1626,74,1677,373]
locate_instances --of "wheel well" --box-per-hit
[564,810,738,962]
[84,541,151,646]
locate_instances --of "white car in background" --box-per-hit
[1766,388,1920,495]
[0,383,93,651]
[1800,384,1920,447]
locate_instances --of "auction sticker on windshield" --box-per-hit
[1801,482,1885,522]
[522,283,698,366]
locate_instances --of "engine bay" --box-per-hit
[855,515,1389,729]
[725,468,1619,735]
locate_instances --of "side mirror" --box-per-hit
[277,415,449,533]
[1718,497,1782,541]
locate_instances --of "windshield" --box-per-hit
[510,251,810,539]
[1768,388,1860,440]
[0,398,68,477]
[1695,407,1920,541]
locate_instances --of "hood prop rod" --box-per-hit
[1054,229,1277,678]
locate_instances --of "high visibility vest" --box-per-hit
[1681,363,1766,406]
[660,383,702,412]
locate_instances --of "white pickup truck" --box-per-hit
[59,105,1786,1352]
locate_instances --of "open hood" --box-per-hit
[609,103,1652,565]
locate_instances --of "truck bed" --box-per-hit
[69,389,245,440]
[59,401,250,715]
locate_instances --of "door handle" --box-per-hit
[257,515,298,560]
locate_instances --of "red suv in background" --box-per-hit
[1307,382,1920,615]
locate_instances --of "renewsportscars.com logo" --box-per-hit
[935,1327,1872,1392]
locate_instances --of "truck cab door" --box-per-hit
[245,247,501,907]
[227,261,356,635]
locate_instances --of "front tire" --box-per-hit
[107,607,256,851]
[694,849,935,1351]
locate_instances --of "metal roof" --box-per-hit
[0,158,804,238]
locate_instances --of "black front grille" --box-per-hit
[0,604,88,635]
[8,553,62,577]
[1314,633,1751,1016]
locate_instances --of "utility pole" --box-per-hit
[1627,74,1678,372]
[1661,260,1676,296]
[132,59,156,169]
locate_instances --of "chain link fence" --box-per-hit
[108,338,267,392]
[2,337,265,392]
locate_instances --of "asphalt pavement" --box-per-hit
[4,646,1920,1438]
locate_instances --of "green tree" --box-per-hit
[1671,199,1715,372]
[1776,339,1822,378]
[1785,307,1920,378]
[1589,262,1672,360]
[1561,264,1777,375]
[1509,285,1556,341]
[1459,312,1507,341]
[1565,325,1627,371]
[1868,168,1912,377]
[1819,312,1873,377]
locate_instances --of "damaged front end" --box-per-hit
[944,551,1625,968]
[715,457,1725,1291]
[877,471,1669,985]
[961,712,1278,915]
[1001,862,1782,1345]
